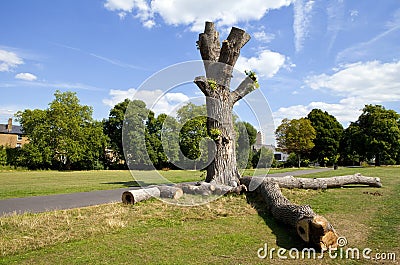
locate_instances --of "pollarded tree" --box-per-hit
[307,109,343,166]
[275,118,316,168]
[194,22,259,186]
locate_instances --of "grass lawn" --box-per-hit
[0,167,398,264]
[0,168,304,200]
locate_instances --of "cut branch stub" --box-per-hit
[219,27,251,66]
[231,77,257,103]
[197,21,220,62]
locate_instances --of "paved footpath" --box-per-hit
[0,168,332,216]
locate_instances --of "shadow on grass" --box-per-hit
[245,192,307,250]
[101,181,142,187]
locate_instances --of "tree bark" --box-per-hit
[157,185,184,199]
[195,22,255,186]
[240,173,382,190]
[239,173,382,249]
[240,178,338,249]
[176,182,246,196]
[122,186,184,204]
[122,187,160,204]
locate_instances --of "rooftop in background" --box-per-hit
[0,118,23,135]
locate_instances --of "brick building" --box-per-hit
[0,118,29,148]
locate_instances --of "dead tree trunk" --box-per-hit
[240,173,382,190]
[195,22,256,186]
[122,186,183,204]
[239,174,382,249]
[240,177,339,249]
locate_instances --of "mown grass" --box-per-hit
[0,167,398,264]
[0,168,303,199]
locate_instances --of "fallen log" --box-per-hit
[157,185,184,199]
[122,187,160,204]
[240,173,381,190]
[240,177,339,250]
[176,182,247,196]
[177,183,215,196]
[122,185,184,204]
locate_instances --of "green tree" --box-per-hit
[103,99,131,168]
[0,146,7,166]
[123,100,153,169]
[16,91,107,170]
[351,105,400,166]
[251,146,274,169]
[307,109,343,166]
[340,122,364,166]
[236,121,257,169]
[275,118,316,168]
[175,103,208,169]
[145,112,180,169]
[176,103,207,124]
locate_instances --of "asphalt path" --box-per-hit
[0,168,332,216]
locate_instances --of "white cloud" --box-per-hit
[104,0,155,28]
[0,49,24,72]
[273,100,362,128]
[105,0,293,31]
[306,60,400,103]
[103,88,190,115]
[275,60,400,127]
[236,50,287,79]
[15,72,37,81]
[253,30,275,43]
[293,0,315,52]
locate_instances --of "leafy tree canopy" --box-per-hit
[275,118,316,167]
[16,90,108,170]
[351,105,400,165]
[307,109,343,165]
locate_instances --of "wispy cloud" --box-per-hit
[326,0,345,54]
[52,42,145,70]
[253,30,275,44]
[88,53,144,70]
[0,49,24,72]
[0,80,104,91]
[336,10,400,63]
[293,0,315,52]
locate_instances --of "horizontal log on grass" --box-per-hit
[240,173,381,190]
[122,187,160,204]
[176,182,247,196]
[122,186,184,204]
[177,182,215,196]
[240,177,339,250]
[157,185,184,199]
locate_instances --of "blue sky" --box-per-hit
[1,0,399,144]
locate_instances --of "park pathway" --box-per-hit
[0,168,332,216]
